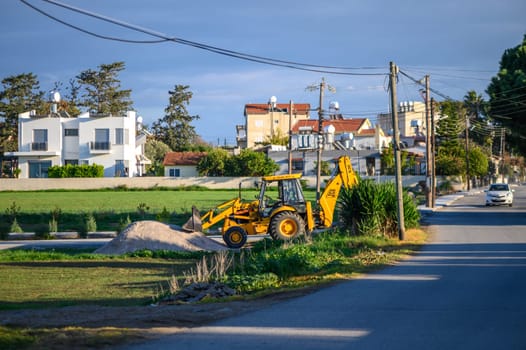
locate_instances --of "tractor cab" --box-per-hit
[258,173,307,217]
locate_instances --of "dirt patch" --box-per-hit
[95,220,227,255]
[0,287,326,348]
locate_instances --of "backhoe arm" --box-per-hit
[318,156,358,228]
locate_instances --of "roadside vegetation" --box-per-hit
[0,181,425,349]
[0,187,265,235]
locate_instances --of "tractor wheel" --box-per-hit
[223,226,248,249]
[269,211,305,241]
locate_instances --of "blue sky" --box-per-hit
[1,0,525,144]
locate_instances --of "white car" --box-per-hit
[485,183,514,207]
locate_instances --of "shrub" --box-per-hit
[155,207,171,223]
[48,218,58,233]
[339,180,420,237]
[48,164,104,178]
[10,218,23,233]
[85,213,97,233]
[118,215,132,232]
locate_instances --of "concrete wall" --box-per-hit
[0,175,426,191]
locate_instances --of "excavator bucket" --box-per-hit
[182,205,203,232]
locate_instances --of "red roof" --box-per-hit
[357,128,376,136]
[163,152,207,166]
[245,103,311,115]
[291,118,368,133]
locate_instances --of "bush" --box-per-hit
[339,180,420,237]
[10,218,23,233]
[48,164,104,178]
[118,215,132,232]
[85,214,97,233]
[48,218,58,233]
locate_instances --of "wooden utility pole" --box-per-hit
[424,75,433,207]
[431,98,436,208]
[465,113,471,190]
[288,100,294,174]
[389,62,405,240]
[315,79,325,202]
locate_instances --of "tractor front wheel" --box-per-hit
[269,211,305,241]
[223,226,248,249]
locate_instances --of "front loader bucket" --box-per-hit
[182,205,203,232]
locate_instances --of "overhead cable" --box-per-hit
[21,0,387,76]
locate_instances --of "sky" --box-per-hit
[1,0,525,145]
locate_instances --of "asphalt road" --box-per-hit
[123,185,526,350]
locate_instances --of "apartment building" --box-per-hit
[237,100,311,149]
[8,110,150,178]
[377,101,426,139]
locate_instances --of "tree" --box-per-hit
[227,149,279,176]
[487,34,526,156]
[76,61,132,115]
[380,144,395,175]
[144,138,172,176]
[434,100,467,175]
[468,146,489,178]
[152,85,199,152]
[197,148,229,176]
[262,128,289,146]
[463,90,493,149]
[0,73,45,152]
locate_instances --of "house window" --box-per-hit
[292,158,304,171]
[92,129,110,150]
[80,160,89,165]
[32,129,48,151]
[169,168,181,177]
[64,128,79,136]
[115,128,123,145]
[28,160,51,178]
[64,159,79,165]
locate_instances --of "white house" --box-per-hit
[7,110,150,178]
[163,152,206,177]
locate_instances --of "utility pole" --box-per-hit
[288,100,294,174]
[424,75,432,207]
[389,62,405,241]
[306,78,335,203]
[431,98,436,208]
[465,113,471,190]
[316,79,325,202]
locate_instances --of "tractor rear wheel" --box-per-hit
[269,211,305,241]
[223,226,248,249]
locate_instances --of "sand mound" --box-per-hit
[95,220,227,255]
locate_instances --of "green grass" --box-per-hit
[0,189,317,233]
[0,190,259,214]
[0,249,198,310]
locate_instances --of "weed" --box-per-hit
[5,201,20,222]
[9,218,23,233]
[85,213,97,233]
[137,203,150,219]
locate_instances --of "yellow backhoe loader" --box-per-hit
[183,156,358,248]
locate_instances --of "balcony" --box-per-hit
[89,141,112,154]
[31,142,48,151]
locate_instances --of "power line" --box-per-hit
[21,0,388,76]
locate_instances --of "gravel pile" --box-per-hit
[95,220,227,255]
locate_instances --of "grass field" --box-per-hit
[0,254,195,310]
[1,189,301,233]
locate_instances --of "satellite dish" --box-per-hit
[137,116,143,124]
[325,124,336,134]
[269,96,277,109]
[329,101,339,110]
[50,91,61,103]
